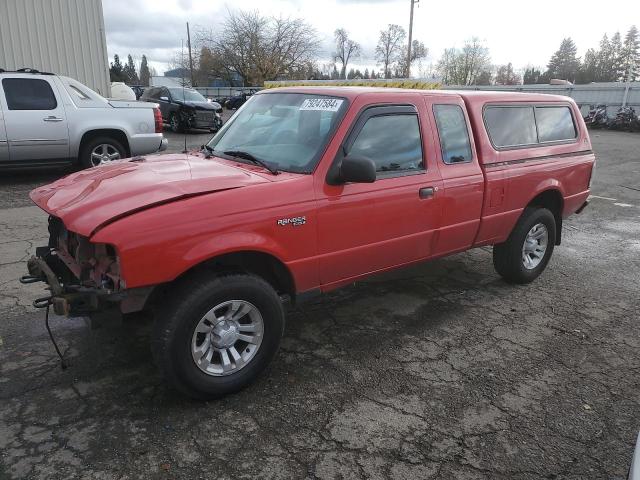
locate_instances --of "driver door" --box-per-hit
[315,97,443,288]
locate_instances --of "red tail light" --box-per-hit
[153,108,163,133]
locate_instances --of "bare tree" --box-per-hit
[334,28,361,79]
[375,24,406,78]
[437,37,491,85]
[198,10,319,86]
[397,40,428,78]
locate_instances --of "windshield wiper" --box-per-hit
[223,150,279,175]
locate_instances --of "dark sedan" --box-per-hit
[141,86,223,133]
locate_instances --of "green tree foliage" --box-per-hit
[494,63,520,85]
[139,55,151,86]
[123,54,139,84]
[621,25,639,82]
[522,67,549,84]
[576,48,598,84]
[545,38,580,82]
[109,54,126,82]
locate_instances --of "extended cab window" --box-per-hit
[535,106,576,142]
[2,78,57,110]
[349,114,423,175]
[433,104,473,164]
[484,106,537,148]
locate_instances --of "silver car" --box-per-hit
[0,69,167,168]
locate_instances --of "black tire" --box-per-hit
[152,273,285,399]
[169,112,185,133]
[493,207,556,284]
[79,136,126,169]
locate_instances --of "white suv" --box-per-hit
[0,68,167,168]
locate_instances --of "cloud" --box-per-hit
[102,0,640,76]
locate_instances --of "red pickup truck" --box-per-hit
[23,87,594,398]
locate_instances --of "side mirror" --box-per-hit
[159,96,169,102]
[340,155,376,184]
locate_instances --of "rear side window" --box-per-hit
[484,106,537,148]
[2,78,57,110]
[433,104,473,164]
[349,114,423,174]
[535,106,576,142]
[143,88,158,99]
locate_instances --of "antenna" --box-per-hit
[181,38,188,154]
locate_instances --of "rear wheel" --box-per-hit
[152,273,285,399]
[80,136,126,168]
[493,207,556,284]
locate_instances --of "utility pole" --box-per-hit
[406,0,419,78]
[186,22,195,87]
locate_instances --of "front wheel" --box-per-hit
[493,207,556,284]
[152,273,285,399]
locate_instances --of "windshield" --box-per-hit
[169,88,207,102]
[207,93,348,174]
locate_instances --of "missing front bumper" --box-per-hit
[21,252,117,317]
[22,249,155,323]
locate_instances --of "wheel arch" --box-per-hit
[78,129,131,161]
[145,249,297,310]
[526,188,564,245]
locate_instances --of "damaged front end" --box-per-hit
[21,216,146,325]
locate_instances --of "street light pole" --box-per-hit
[406,0,419,78]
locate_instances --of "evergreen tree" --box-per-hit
[595,34,612,81]
[546,38,580,82]
[523,67,542,84]
[577,48,598,84]
[495,63,520,85]
[331,64,340,79]
[610,32,624,81]
[109,54,126,82]
[139,55,151,86]
[621,25,639,82]
[123,54,139,84]
[474,69,493,85]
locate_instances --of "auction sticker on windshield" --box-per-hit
[299,98,343,111]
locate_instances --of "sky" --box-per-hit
[103,0,640,77]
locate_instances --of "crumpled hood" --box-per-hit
[30,153,270,237]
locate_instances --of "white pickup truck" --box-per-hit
[0,69,167,168]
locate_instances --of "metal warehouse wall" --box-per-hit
[0,0,110,97]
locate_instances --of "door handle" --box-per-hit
[43,116,63,122]
[419,187,435,199]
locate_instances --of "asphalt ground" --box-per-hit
[0,128,639,479]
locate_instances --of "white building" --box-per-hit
[0,0,110,97]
